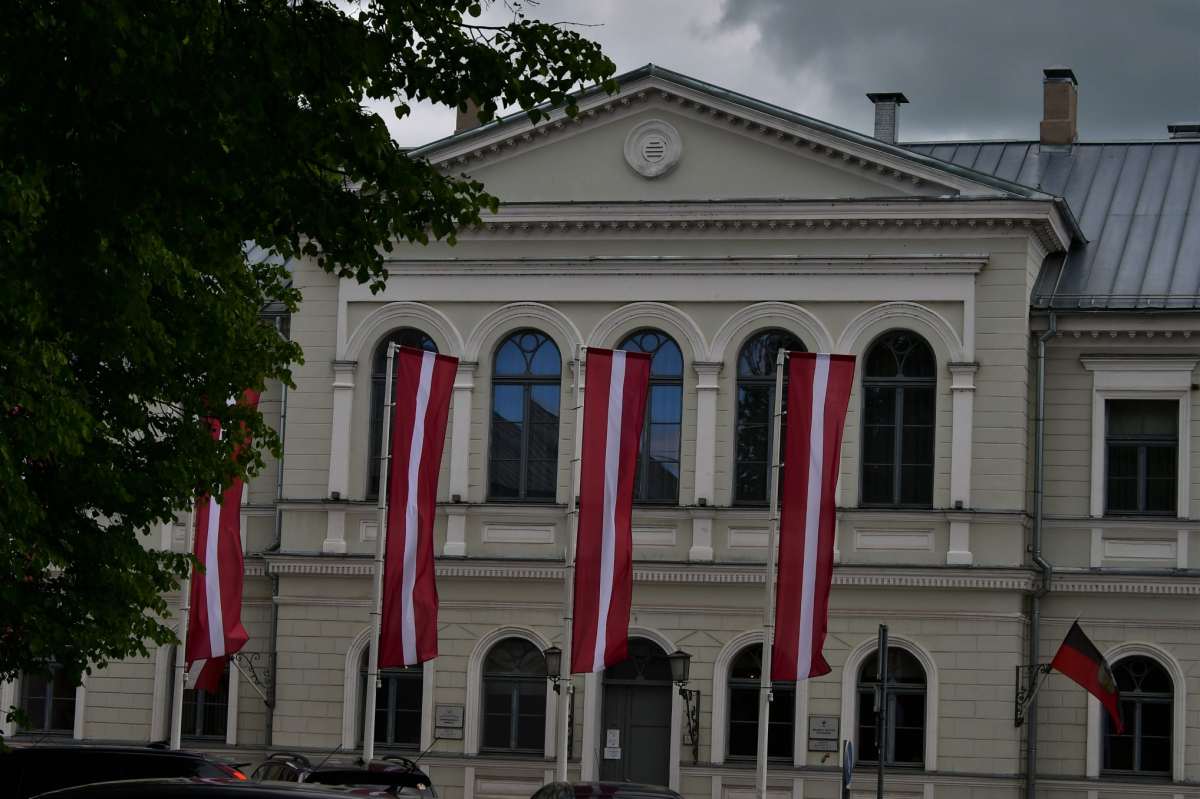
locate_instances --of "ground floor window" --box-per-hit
[856,647,926,768]
[1103,656,1172,776]
[360,652,423,748]
[18,663,75,734]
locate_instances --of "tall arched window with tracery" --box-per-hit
[856,647,926,767]
[618,330,683,504]
[480,637,548,753]
[735,329,805,504]
[488,330,561,502]
[1103,655,1172,776]
[861,331,936,508]
[367,328,438,500]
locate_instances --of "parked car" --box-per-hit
[251,754,436,798]
[531,784,684,799]
[28,777,373,798]
[0,745,248,799]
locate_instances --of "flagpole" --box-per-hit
[756,349,787,799]
[363,343,398,764]
[557,349,584,782]
[169,506,195,750]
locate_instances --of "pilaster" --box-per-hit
[947,362,978,565]
[444,361,477,556]
[690,362,723,561]
[327,360,358,500]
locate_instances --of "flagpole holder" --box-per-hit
[1014,663,1052,727]
[231,651,276,710]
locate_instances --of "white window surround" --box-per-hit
[463,626,558,758]
[580,627,684,791]
[710,630,809,768]
[0,675,86,741]
[1081,357,1198,519]
[463,303,584,364]
[587,302,707,363]
[1085,642,1186,782]
[340,301,464,363]
[839,635,938,772]
[710,302,835,361]
[342,626,435,752]
[151,642,239,746]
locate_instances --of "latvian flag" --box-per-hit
[186,390,261,693]
[1050,621,1124,733]
[379,347,457,667]
[572,348,652,673]
[772,353,856,681]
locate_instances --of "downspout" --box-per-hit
[1027,312,1056,798]
[264,317,289,748]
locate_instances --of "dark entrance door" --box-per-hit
[600,639,673,786]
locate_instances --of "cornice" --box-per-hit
[249,555,1200,595]
[381,253,990,278]
[439,202,1066,253]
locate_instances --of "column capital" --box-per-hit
[692,361,724,390]
[332,359,358,388]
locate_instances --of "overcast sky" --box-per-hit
[381,0,1200,148]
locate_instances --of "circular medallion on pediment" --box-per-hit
[624,119,682,178]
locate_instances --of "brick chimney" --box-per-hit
[867,93,909,145]
[1040,67,1078,146]
[455,99,484,134]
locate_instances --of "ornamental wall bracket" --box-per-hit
[1014,662,1053,727]
[231,651,275,710]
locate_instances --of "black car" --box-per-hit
[531,784,684,799]
[251,754,436,798]
[0,745,248,799]
[28,777,377,798]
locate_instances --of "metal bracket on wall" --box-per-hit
[231,651,276,710]
[1014,663,1053,727]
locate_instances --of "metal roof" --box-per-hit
[905,141,1200,311]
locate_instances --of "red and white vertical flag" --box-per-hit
[186,390,261,693]
[772,353,856,682]
[572,347,652,673]
[379,347,458,667]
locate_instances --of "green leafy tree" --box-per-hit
[0,0,615,727]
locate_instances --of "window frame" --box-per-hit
[1087,644,1185,782]
[617,329,684,505]
[724,644,796,763]
[733,329,806,506]
[1104,400,1178,516]
[366,328,439,502]
[1082,358,1195,521]
[1100,656,1173,777]
[479,637,549,754]
[487,330,563,503]
[854,647,928,769]
[859,331,937,509]
[358,651,424,749]
[16,663,77,736]
[166,649,232,742]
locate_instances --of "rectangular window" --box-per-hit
[18,665,75,734]
[1106,400,1177,515]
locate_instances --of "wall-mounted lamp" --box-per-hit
[668,649,700,764]
[542,646,573,760]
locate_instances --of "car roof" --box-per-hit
[38,777,374,798]
[563,783,683,798]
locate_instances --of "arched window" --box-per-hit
[735,330,806,504]
[481,638,547,753]
[359,651,423,748]
[861,331,936,507]
[367,329,438,500]
[618,330,683,504]
[17,663,76,735]
[167,650,230,740]
[1103,656,1172,775]
[488,331,562,502]
[726,644,794,761]
[856,647,926,767]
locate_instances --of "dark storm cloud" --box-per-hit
[717,0,1200,142]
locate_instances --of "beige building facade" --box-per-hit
[5,66,1198,799]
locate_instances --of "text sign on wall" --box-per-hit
[808,716,839,750]
[435,705,465,728]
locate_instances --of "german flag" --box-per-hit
[1049,622,1123,733]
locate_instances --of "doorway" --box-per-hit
[600,638,673,786]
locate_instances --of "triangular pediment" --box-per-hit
[413,67,1027,205]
